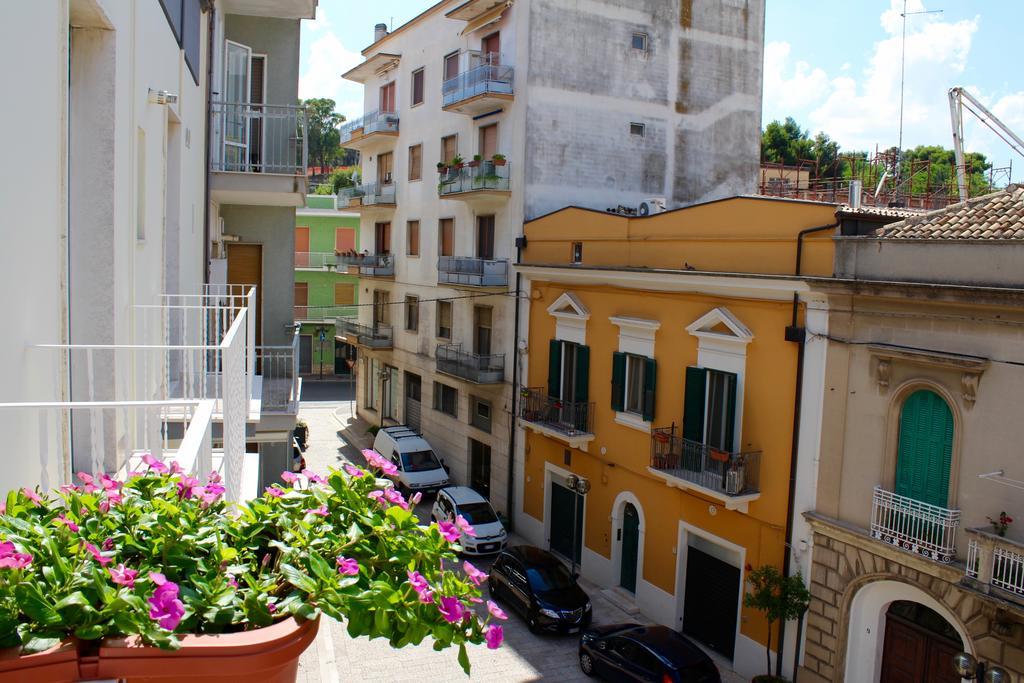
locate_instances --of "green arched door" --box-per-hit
[619,503,639,593]
[895,390,953,507]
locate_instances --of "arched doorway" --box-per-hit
[619,503,639,593]
[880,601,962,683]
[895,389,953,506]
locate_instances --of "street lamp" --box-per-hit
[953,652,1010,682]
[564,475,591,578]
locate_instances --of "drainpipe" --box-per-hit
[779,220,838,680]
[201,0,215,283]
[506,237,526,532]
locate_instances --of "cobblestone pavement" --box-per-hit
[294,381,745,683]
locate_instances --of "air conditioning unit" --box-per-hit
[638,197,666,216]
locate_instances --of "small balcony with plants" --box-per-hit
[338,318,393,349]
[334,252,394,279]
[437,155,510,203]
[964,511,1024,604]
[518,387,595,448]
[436,344,504,384]
[338,109,399,150]
[648,425,762,512]
[437,255,509,288]
[441,54,514,115]
[335,181,397,213]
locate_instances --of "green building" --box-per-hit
[295,196,359,377]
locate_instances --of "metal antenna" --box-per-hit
[895,2,943,201]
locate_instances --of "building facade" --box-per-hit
[339,0,765,519]
[295,198,360,377]
[799,187,1024,682]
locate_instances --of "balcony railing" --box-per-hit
[352,253,394,277]
[442,62,514,108]
[438,256,508,287]
[649,427,761,497]
[211,101,307,175]
[337,182,397,209]
[870,486,960,563]
[518,387,594,438]
[965,528,1024,600]
[294,252,338,269]
[338,319,393,348]
[438,161,510,197]
[256,330,300,413]
[436,344,504,384]
[294,305,358,322]
[339,110,399,144]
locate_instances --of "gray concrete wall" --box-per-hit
[523,0,764,219]
[835,237,1024,288]
[220,205,296,345]
[224,15,300,104]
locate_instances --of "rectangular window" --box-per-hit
[373,290,390,325]
[136,127,146,240]
[613,351,656,422]
[481,31,500,62]
[441,134,458,166]
[474,305,492,356]
[377,151,394,185]
[408,144,422,181]
[434,382,458,417]
[470,396,492,433]
[375,222,391,254]
[294,282,308,320]
[437,300,452,339]
[479,123,498,160]
[379,81,396,113]
[624,355,646,415]
[334,282,355,305]
[572,242,583,264]
[411,68,424,106]
[630,122,645,137]
[631,32,648,51]
[444,51,460,81]
[335,227,355,253]
[439,218,454,257]
[548,340,589,404]
[476,215,495,260]
[406,220,420,256]
[405,295,419,332]
[705,369,737,451]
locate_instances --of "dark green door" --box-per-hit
[550,482,583,563]
[619,503,640,593]
[682,546,739,659]
[895,390,954,507]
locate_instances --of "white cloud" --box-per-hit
[763,41,830,114]
[299,13,364,121]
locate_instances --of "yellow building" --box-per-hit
[513,197,840,679]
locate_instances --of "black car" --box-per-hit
[488,545,592,634]
[579,623,721,682]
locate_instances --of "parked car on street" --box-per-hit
[578,623,721,682]
[371,426,449,495]
[430,486,507,555]
[488,545,591,634]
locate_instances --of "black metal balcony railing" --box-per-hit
[650,426,761,496]
[211,101,307,175]
[436,344,504,384]
[339,109,399,144]
[437,256,509,287]
[442,62,514,108]
[438,161,510,196]
[337,182,396,208]
[518,387,594,437]
[338,319,393,348]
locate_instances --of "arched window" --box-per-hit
[895,390,954,507]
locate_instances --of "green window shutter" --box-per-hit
[547,340,562,398]
[642,357,657,422]
[611,352,627,412]
[574,344,590,403]
[723,371,738,452]
[895,390,953,507]
[683,366,707,443]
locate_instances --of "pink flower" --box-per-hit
[267,601,277,614]
[0,503,5,515]
[437,520,461,543]
[102,537,114,551]
[407,570,434,604]
[367,490,385,504]
[109,563,138,588]
[410,492,423,505]
[343,464,365,478]
[455,515,476,538]
[280,471,298,484]
[83,542,112,566]
[98,474,121,491]
[336,556,360,576]
[384,488,409,510]
[306,504,329,517]
[127,470,145,479]
[207,471,222,484]
[437,596,465,624]
[362,449,398,475]
[169,461,184,475]
[265,486,284,498]
[302,469,327,485]
[0,541,32,570]
[227,575,239,588]
[176,476,202,500]
[487,600,507,620]
[59,484,80,495]
[485,624,504,649]
[141,453,168,473]
[196,482,225,506]
[56,513,79,533]
[148,573,185,631]
[99,491,122,514]
[463,561,487,586]
[21,488,43,506]
[77,472,99,493]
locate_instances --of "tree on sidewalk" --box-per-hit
[743,564,811,681]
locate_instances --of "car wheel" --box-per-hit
[527,613,540,634]
[487,578,497,598]
[579,652,595,677]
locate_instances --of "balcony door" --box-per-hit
[226,243,262,345]
[895,390,953,507]
[377,151,394,187]
[379,82,396,113]
[479,123,498,160]
[294,282,308,321]
[374,222,391,255]
[248,54,265,170]
[482,31,500,63]
[223,40,252,171]
[444,51,460,81]
[473,306,492,356]
[476,215,495,260]
[295,226,309,267]
[373,290,390,326]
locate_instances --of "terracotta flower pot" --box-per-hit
[0,641,80,683]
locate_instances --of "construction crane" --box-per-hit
[948,86,1024,200]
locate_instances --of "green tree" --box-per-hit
[301,97,344,171]
[761,117,813,166]
[743,565,811,680]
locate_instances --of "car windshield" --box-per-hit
[399,450,442,472]
[526,563,574,592]
[456,502,498,526]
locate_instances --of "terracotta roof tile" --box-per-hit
[878,184,1024,240]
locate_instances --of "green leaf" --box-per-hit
[54,592,90,611]
[74,624,105,640]
[281,563,317,593]
[20,634,61,654]
[15,585,62,628]
[457,643,471,675]
[307,552,334,583]
[293,603,320,622]
[202,606,238,625]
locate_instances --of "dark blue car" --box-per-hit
[579,623,721,682]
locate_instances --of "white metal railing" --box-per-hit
[211,101,307,175]
[256,329,300,413]
[294,252,339,269]
[965,529,1024,600]
[870,486,960,563]
[219,310,246,500]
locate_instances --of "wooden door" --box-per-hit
[379,82,396,113]
[444,51,460,81]
[476,215,495,259]
[881,602,962,683]
[482,32,500,62]
[439,218,454,257]
[377,152,394,186]
[619,503,639,593]
[479,124,498,160]
[226,243,262,344]
[470,439,491,498]
[335,227,355,253]
[375,222,391,254]
[474,305,492,356]
[295,226,309,267]
[294,282,308,321]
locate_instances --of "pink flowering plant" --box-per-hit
[0,458,500,673]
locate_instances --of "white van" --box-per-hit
[371,426,449,495]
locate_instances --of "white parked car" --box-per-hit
[371,426,449,495]
[431,486,508,556]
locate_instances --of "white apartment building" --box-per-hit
[0,0,314,496]
[339,0,764,518]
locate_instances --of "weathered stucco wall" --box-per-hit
[224,15,301,105]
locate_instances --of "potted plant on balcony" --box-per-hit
[490,153,506,166]
[436,161,448,174]
[450,155,464,170]
[743,565,811,683]
[0,457,504,682]
[468,154,482,169]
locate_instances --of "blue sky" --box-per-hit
[300,0,1024,171]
